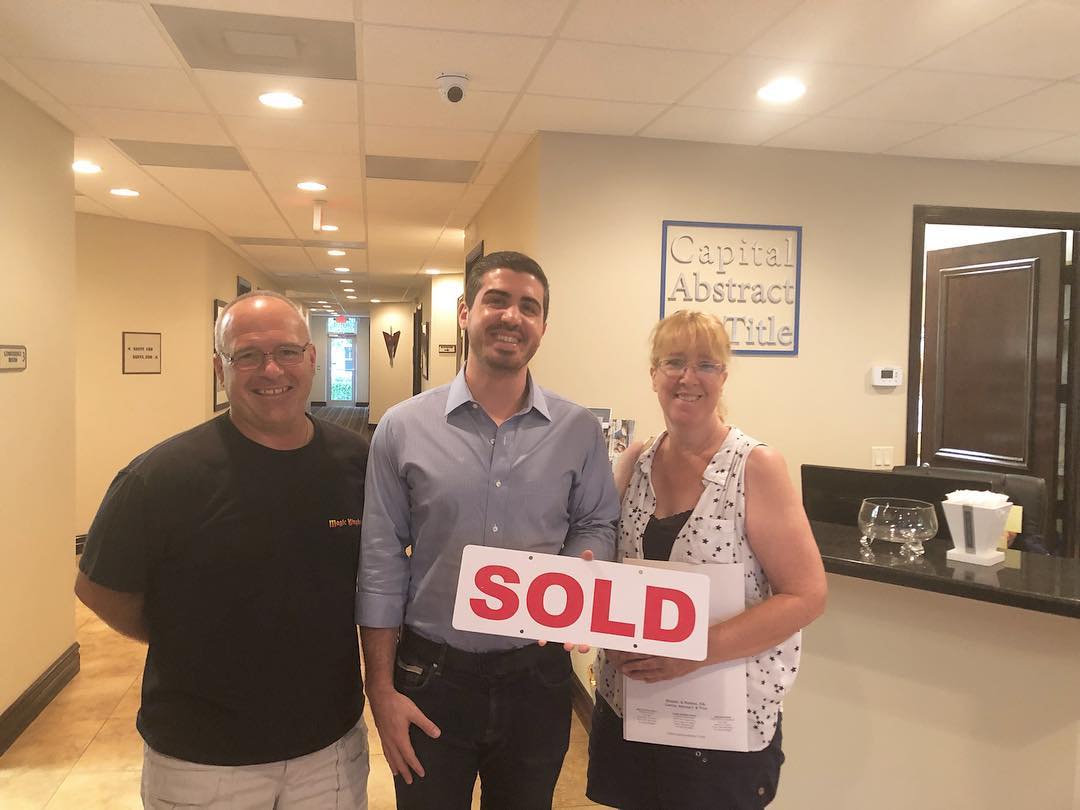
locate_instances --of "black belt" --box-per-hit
[399,627,562,678]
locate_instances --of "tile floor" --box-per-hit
[0,599,600,809]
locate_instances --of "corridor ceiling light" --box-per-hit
[333,267,350,273]
[110,188,139,197]
[424,268,441,275]
[259,91,303,109]
[757,76,806,104]
[346,295,357,299]
[297,180,326,191]
[320,224,338,232]
[343,287,355,292]
[339,279,351,283]
[72,159,101,174]
[370,298,381,303]
[315,300,328,304]
[327,249,346,256]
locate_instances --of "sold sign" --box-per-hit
[452,545,711,661]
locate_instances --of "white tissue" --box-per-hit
[944,489,1011,509]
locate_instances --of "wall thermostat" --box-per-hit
[872,365,902,387]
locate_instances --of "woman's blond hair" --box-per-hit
[649,310,731,370]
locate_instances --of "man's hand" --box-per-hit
[603,648,650,672]
[620,654,702,684]
[367,686,441,784]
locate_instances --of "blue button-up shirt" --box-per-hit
[357,370,619,651]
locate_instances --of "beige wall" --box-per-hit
[466,137,538,258]
[474,132,1080,480]
[368,303,415,422]
[0,81,76,712]
[422,273,464,392]
[75,214,277,532]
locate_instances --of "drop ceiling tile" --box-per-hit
[529,40,724,104]
[365,125,493,160]
[765,117,940,153]
[0,55,92,134]
[0,0,179,67]
[234,244,314,272]
[506,95,666,136]
[885,125,1066,160]
[363,25,544,93]
[304,245,368,267]
[12,59,208,113]
[143,165,293,237]
[194,69,358,121]
[158,0,354,21]
[486,131,534,163]
[641,106,806,146]
[473,161,510,186]
[1004,135,1080,165]
[224,116,360,152]
[828,70,1047,124]
[360,0,570,36]
[448,183,494,228]
[921,1,1080,79]
[70,107,232,145]
[276,198,365,242]
[963,82,1080,133]
[746,0,1028,67]
[561,0,801,53]
[683,56,893,116]
[367,178,464,228]
[242,148,365,179]
[365,83,515,130]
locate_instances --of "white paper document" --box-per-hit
[623,561,748,751]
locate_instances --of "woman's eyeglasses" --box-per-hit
[657,357,725,378]
[220,343,311,371]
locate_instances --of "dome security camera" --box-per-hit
[436,73,469,104]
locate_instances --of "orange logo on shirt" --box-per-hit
[328,517,362,528]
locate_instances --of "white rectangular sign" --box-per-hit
[452,545,712,661]
[624,560,749,751]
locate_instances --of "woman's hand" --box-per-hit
[620,654,702,683]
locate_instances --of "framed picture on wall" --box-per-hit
[421,321,430,380]
[236,275,252,297]
[213,299,229,411]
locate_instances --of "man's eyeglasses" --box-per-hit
[657,357,725,378]
[219,343,311,371]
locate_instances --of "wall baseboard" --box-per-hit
[0,643,80,756]
[570,674,594,735]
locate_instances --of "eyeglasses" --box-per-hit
[657,357,725,378]
[220,343,311,371]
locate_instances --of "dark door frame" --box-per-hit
[908,205,1080,557]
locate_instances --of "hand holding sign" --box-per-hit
[452,546,711,661]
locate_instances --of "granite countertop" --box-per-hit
[811,520,1080,619]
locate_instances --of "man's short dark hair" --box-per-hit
[464,251,550,321]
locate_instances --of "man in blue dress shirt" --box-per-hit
[358,250,619,809]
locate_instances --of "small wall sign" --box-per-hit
[123,332,161,374]
[438,343,456,355]
[0,345,27,372]
[660,220,802,356]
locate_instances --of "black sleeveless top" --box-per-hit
[642,508,693,561]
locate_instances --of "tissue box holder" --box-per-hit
[943,501,1010,566]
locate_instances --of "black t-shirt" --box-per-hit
[80,413,367,765]
[643,509,693,562]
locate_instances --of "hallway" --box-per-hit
[0,597,599,809]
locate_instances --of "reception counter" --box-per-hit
[775,524,1080,809]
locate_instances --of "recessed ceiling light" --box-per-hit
[757,76,806,104]
[339,279,351,283]
[320,224,338,232]
[343,288,355,292]
[333,267,350,273]
[72,159,101,174]
[424,268,441,275]
[259,91,303,109]
[346,295,357,300]
[327,249,346,256]
[315,300,328,304]
[110,188,139,197]
[370,298,381,303]
[297,181,327,191]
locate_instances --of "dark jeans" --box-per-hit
[392,628,573,810]
[587,695,784,810]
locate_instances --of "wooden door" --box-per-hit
[921,234,1064,516]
